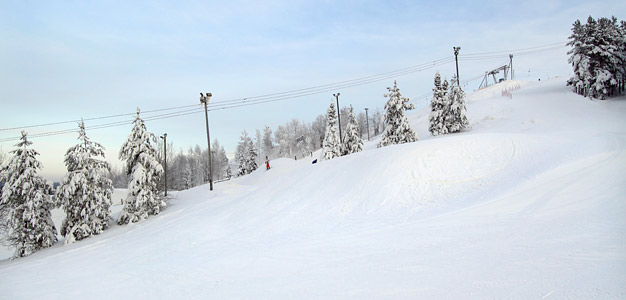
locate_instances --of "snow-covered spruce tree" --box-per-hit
[429,72,450,136]
[236,131,247,176]
[591,16,625,99]
[236,130,257,176]
[261,126,274,158]
[322,101,342,160]
[57,121,113,244]
[0,132,57,258]
[236,153,245,177]
[378,81,417,147]
[446,75,470,133]
[226,164,232,179]
[567,19,591,95]
[0,149,8,239]
[118,109,164,225]
[247,134,258,172]
[342,105,363,155]
[567,16,626,99]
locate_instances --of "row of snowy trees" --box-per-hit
[253,106,384,162]
[320,76,469,160]
[429,74,469,136]
[322,80,421,160]
[110,139,231,191]
[0,110,169,258]
[236,130,258,176]
[322,102,364,160]
[567,16,626,99]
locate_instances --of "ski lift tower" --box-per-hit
[478,55,514,89]
[479,65,510,89]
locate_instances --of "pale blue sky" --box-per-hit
[1,0,623,180]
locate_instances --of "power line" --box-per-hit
[459,42,567,61]
[0,56,455,135]
[0,103,200,132]
[0,41,569,143]
[459,41,567,57]
[209,57,455,105]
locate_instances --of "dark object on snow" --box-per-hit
[312,159,317,164]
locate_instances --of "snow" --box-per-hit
[1,78,625,298]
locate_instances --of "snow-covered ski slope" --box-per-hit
[1,78,625,299]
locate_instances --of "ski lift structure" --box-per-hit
[479,55,514,89]
[479,65,510,89]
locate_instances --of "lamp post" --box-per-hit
[160,133,167,197]
[509,54,514,80]
[453,46,461,85]
[333,93,342,143]
[364,108,370,141]
[200,92,213,191]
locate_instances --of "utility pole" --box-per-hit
[200,92,214,191]
[333,93,342,143]
[364,107,370,141]
[453,46,461,85]
[160,133,167,197]
[509,54,514,80]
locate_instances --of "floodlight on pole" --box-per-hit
[160,133,167,197]
[364,108,370,141]
[333,93,342,143]
[200,92,214,191]
[453,46,461,85]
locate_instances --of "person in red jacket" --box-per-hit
[265,156,270,170]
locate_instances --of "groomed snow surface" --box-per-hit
[1,78,625,299]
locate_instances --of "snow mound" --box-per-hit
[467,79,531,102]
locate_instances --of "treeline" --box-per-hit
[108,106,385,191]
[247,106,384,163]
[110,140,231,191]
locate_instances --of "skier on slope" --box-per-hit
[265,156,270,170]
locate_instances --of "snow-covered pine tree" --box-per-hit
[567,16,626,99]
[429,72,449,136]
[378,81,417,147]
[178,155,192,189]
[226,164,232,179]
[218,146,229,180]
[446,75,470,133]
[567,19,590,94]
[236,151,246,176]
[590,16,624,99]
[619,20,626,92]
[371,108,383,136]
[262,126,274,158]
[322,101,342,160]
[356,111,367,139]
[0,149,7,239]
[342,105,363,155]
[118,109,164,225]
[57,121,113,244]
[247,135,258,172]
[0,132,57,258]
[255,129,262,166]
[312,114,326,149]
[237,130,256,176]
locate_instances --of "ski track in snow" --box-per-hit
[0,79,625,299]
